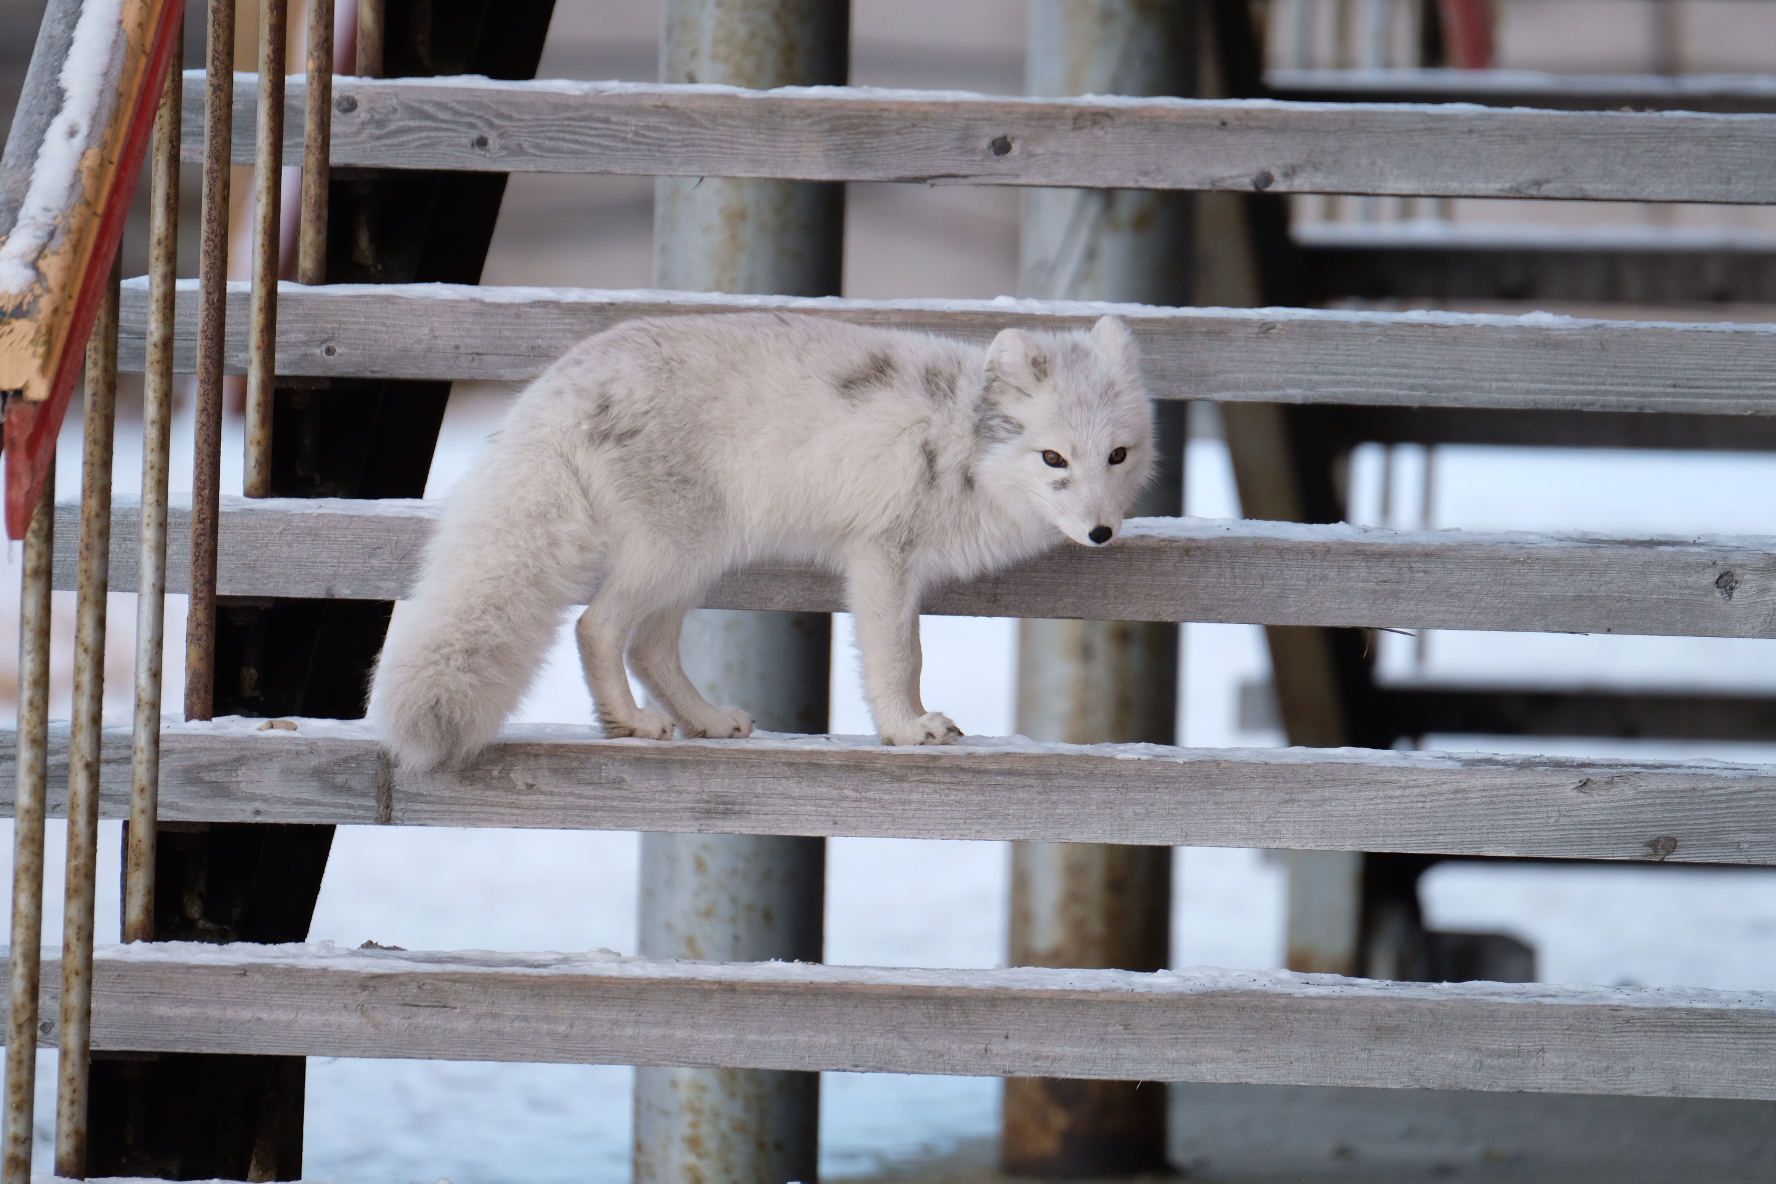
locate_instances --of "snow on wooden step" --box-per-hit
[181,73,1776,205]
[1,719,1773,865]
[116,279,1776,416]
[13,941,1776,1098]
[53,495,1776,638]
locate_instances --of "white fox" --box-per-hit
[368,311,1155,769]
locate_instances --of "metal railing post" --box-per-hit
[245,0,289,497]
[187,0,236,723]
[634,4,845,1183]
[1004,2,1193,1176]
[125,26,183,947]
[356,0,383,78]
[299,0,334,286]
[55,253,121,1181]
[4,458,54,1184]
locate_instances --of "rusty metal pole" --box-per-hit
[187,0,235,723]
[633,4,844,1183]
[299,0,333,285]
[356,0,383,78]
[1004,2,1193,1177]
[55,254,120,1181]
[125,30,184,945]
[244,0,287,498]
[4,458,54,1184]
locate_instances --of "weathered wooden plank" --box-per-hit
[62,495,1776,639]
[180,73,1776,204]
[16,944,1776,1099]
[114,279,1776,416]
[4,719,1775,866]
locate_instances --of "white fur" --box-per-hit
[368,311,1155,768]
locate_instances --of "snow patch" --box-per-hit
[68,939,1776,1011]
[117,275,1776,336]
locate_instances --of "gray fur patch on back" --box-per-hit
[921,442,940,486]
[920,362,959,404]
[836,351,899,401]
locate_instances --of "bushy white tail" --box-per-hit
[367,430,601,770]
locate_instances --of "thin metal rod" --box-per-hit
[357,0,383,78]
[55,254,120,1182]
[3,457,55,1184]
[299,0,333,286]
[125,34,183,946]
[245,0,288,499]
[187,0,236,722]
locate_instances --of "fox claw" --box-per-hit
[605,707,675,741]
[682,707,755,740]
[880,711,963,746]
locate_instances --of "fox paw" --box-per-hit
[880,712,963,746]
[605,707,675,741]
[681,707,755,740]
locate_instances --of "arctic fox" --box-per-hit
[368,311,1154,769]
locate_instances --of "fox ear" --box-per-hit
[1091,315,1138,371]
[986,328,1049,396]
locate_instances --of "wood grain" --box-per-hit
[60,496,1776,638]
[11,946,1774,1098]
[115,280,1776,416]
[177,74,1776,204]
[4,720,1774,865]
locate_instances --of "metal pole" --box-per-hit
[125,37,184,945]
[299,0,334,286]
[187,0,236,723]
[1004,3,1192,1177]
[4,458,54,1184]
[245,0,288,498]
[356,0,383,78]
[634,4,844,1183]
[55,254,120,1181]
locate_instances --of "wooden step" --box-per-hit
[189,73,1776,205]
[17,942,1776,1099]
[115,279,1776,416]
[56,495,1776,639]
[3,719,1773,865]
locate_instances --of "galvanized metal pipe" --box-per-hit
[356,0,382,78]
[634,4,844,1182]
[298,0,333,286]
[187,0,236,723]
[244,0,287,498]
[55,255,121,1181]
[4,457,55,1184]
[1005,3,1192,1176]
[125,38,183,946]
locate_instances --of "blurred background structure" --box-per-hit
[5,1,1776,1180]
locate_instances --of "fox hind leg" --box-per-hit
[574,564,682,740]
[627,600,755,739]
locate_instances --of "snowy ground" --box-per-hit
[3,390,1776,1180]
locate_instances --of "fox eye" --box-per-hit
[1041,450,1068,468]
[1108,447,1128,465]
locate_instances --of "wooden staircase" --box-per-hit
[6,0,1776,1177]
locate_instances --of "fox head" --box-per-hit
[973,316,1155,548]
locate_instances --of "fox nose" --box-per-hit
[1088,525,1113,545]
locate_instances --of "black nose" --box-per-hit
[1088,525,1112,545]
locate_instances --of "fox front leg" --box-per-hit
[846,551,963,746]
